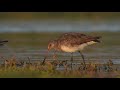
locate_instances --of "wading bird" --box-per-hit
[44,32,101,68]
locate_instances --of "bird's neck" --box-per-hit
[54,40,61,51]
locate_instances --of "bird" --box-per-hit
[0,40,8,46]
[43,32,101,68]
[0,40,8,56]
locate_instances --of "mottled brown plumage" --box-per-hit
[48,32,101,52]
[46,32,101,69]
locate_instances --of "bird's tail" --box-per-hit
[94,36,102,39]
[93,36,102,43]
[0,40,8,45]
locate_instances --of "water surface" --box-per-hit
[0,20,119,65]
[0,20,120,32]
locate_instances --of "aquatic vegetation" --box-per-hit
[0,56,119,78]
[0,31,119,78]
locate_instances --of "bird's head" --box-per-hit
[48,40,57,51]
[43,40,57,64]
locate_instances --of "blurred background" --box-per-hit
[0,12,120,32]
[0,12,119,64]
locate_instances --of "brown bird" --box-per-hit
[44,32,101,68]
[0,40,8,46]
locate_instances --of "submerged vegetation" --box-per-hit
[0,56,119,78]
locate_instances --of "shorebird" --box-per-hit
[44,32,101,68]
[0,40,8,46]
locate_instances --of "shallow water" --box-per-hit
[0,20,119,65]
[0,45,119,64]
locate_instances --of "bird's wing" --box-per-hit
[58,32,101,46]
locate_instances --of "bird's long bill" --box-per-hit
[46,49,50,57]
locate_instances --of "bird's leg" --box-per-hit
[78,51,86,70]
[71,53,73,70]
[42,56,46,65]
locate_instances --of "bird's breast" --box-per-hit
[61,44,87,52]
[60,41,97,52]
